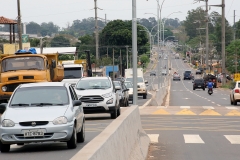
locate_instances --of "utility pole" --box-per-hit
[17,0,22,50]
[234,10,237,73]
[105,14,107,25]
[120,49,122,77]
[205,0,209,73]
[222,0,226,85]
[126,46,129,69]
[94,0,99,60]
[112,48,115,80]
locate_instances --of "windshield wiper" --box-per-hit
[11,103,29,106]
[76,88,85,90]
[31,103,53,106]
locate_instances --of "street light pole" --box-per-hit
[205,0,209,73]
[132,0,138,105]
[221,0,226,85]
[17,0,22,50]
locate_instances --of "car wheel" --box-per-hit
[17,143,24,146]
[126,99,129,107]
[111,107,117,119]
[233,97,238,105]
[203,88,205,91]
[193,88,195,90]
[230,98,233,105]
[77,120,85,143]
[67,126,77,149]
[143,94,147,99]
[0,142,10,153]
[117,105,121,117]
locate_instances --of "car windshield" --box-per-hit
[124,82,133,88]
[2,56,44,72]
[76,79,111,90]
[126,77,144,83]
[10,86,69,107]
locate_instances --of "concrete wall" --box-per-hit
[71,106,150,160]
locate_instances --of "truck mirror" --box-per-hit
[52,60,56,68]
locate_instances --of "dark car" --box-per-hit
[196,68,203,74]
[203,74,217,88]
[150,71,156,76]
[183,70,193,80]
[193,79,205,90]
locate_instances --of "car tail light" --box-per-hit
[235,89,240,93]
[213,79,216,82]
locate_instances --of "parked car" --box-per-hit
[75,77,120,119]
[173,72,181,81]
[196,68,202,75]
[183,70,193,80]
[193,78,205,90]
[150,71,156,76]
[230,81,239,105]
[115,77,125,82]
[0,82,85,152]
[113,81,129,107]
[124,81,133,103]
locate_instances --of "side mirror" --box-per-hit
[125,89,129,92]
[52,60,56,68]
[73,100,82,106]
[0,103,7,114]
[115,86,121,90]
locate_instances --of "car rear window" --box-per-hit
[185,71,191,74]
[195,79,204,83]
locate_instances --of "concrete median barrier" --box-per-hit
[70,106,150,160]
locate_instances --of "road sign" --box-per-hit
[22,34,29,43]
[234,73,240,81]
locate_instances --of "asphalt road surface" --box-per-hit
[141,53,240,160]
[0,72,152,160]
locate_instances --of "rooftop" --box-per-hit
[0,16,17,24]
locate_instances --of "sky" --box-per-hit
[0,0,239,28]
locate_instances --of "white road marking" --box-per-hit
[183,98,190,100]
[226,107,238,110]
[180,106,190,109]
[224,135,240,144]
[203,106,214,109]
[222,98,227,100]
[183,134,205,144]
[148,134,159,143]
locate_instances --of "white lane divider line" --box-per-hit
[148,134,159,143]
[224,135,240,144]
[180,106,190,109]
[226,107,239,110]
[183,134,205,144]
[203,106,214,109]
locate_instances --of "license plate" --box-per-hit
[198,85,201,87]
[85,104,97,107]
[23,129,44,137]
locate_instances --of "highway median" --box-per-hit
[70,106,150,160]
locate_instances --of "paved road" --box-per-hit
[0,72,152,160]
[142,54,240,160]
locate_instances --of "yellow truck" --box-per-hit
[0,51,64,103]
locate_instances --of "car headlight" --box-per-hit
[2,119,15,127]
[102,92,112,98]
[140,84,146,88]
[2,86,7,92]
[53,116,68,125]
[106,98,113,104]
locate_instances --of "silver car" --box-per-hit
[0,82,85,152]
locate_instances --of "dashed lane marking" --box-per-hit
[224,135,240,144]
[183,134,205,144]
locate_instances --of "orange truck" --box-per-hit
[0,52,64,103]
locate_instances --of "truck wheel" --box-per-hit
[143,94,147,99]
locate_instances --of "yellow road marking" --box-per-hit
[225,110,240,116]
[175,109,196,115]
[152,109,170,115]
[199,109,221,116]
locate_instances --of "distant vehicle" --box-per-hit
[196,69,202,75]
[164,57,167,60]
[173,72,181,81]
[0,82,85,152]
[115,77,125,82]
[162,69,167,76]
[113,81,129,107]
[183,70,193,80]
[184,60,188,63]
[175,53,180,59]
[150,71,156,76]
[124,81,133,103]
[193,78,205,90]
[203,74,217,88]
[230,81,239,105]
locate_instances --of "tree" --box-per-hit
[226,40,240,73]
[26,22,41,34]
[29,38,40,47]
[51,35,70,47]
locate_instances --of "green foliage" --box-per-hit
[29,38,40,47]
[51,35,70,47]
[59,55,74,60]
[140,54,149,64]
[226,40,240,73]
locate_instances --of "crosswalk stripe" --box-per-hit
[224,135,240,144]
[226,107,238,110]
[180,106,190,109]
[148,134,159,143]
[183,134,205,144]
[202,106,214,109]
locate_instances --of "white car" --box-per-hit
[162,69,167,76]
[124,81,133,103]
[75,77,120,119]
[230,81,240,105]
[0,82,85,152]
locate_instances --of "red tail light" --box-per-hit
[213,79,216,82]
[235,89,240,93]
